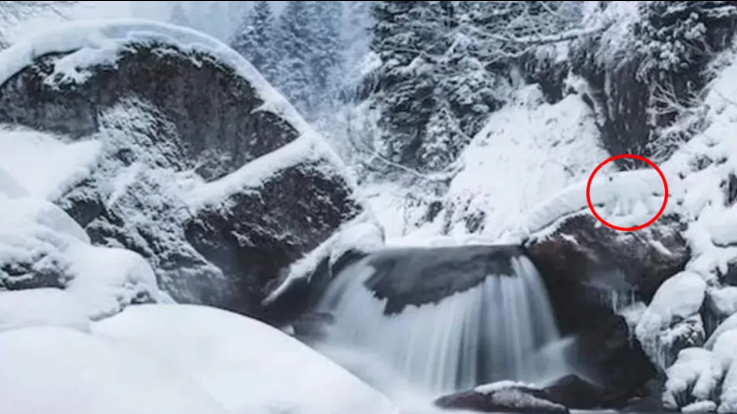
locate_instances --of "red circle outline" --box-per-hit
[585,154,669,232]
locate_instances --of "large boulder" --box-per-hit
[524,213,689,389]
[0,19,362,319]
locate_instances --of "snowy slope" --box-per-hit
[0,326,230,414]
[367,84,614,246]
[93,304,399,414]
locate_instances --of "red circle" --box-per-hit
[585,154,669,232]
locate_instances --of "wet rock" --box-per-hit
[363,244,524,315]
[524,214,688,389]
[542,374,636,410]
[435,382,569,414]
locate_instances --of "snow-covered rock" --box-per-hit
[663,330,737,412]
[0,326,229,414]
[635,271,707,371]
[0,193,160,319]
[435,380,568,414]
[524,213,688,388]
[93,304,399,414]
[0,19,363,319]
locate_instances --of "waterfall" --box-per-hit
[313,246,572,396]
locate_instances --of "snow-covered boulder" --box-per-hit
[0,326,229,414]
[0,19,363,319]
[92,304,399,414]
[635,271,707,371]
[663,331,737,412]
[523,214,688,390]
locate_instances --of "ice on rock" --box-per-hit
[0,326,229,414]
[93,304,399,414]
[0,288,90,333]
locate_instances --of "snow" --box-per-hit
[706,313,737,350]
[93,304,399,414]
[440,86,612,243]
[0,126,102,200]
[0,18,352,207]
[0,288,90,333]
[64,244,160,321]
[713,331,737,413]
[474,380,536,394]
[635,271,706,369]
[0,192,161,320]
[0,166,29,199]
[706,286,737,322]
[663,347,722,410]
[0,326,229,414]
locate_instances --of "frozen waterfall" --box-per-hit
[313,246,572,396]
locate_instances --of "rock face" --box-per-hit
[524,214,689,389]
[0,21,362,319]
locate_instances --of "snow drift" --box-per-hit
[93,304,399,414]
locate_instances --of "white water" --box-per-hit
[313,253,574,400]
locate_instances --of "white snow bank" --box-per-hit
[635,271,706,370]
[0,326,228,414]
[0,18,352,205]
[93,304,399,414]
[65,244,160,321]
[0,288,90,333]
[0,126,102,200]
[0,166,29,199]
[0,196,90,244]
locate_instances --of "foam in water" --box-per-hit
[314,253,572,396]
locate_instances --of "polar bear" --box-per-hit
[599,174,659,218]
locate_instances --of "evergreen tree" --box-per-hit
[308,1,344,112]
[274,0,315,114]
[230,0,279,81]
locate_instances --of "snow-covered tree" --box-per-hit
[364,0,589,173]
[230,0,279,81]
[308,1,344,112]
[275,0,315,114]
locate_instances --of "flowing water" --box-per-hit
[311,248,576,411]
